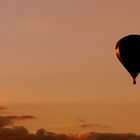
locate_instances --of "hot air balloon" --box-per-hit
[115,34,140,84]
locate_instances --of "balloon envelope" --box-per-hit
[115,34,140,84]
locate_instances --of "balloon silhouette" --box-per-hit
[115,34,140,84]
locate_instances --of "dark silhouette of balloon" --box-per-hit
[115,34,140,84]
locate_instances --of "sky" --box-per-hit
[0,0,140,136]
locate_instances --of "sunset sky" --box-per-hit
[0,0,140,135]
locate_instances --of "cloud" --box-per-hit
[77,118,109,130]
[0,115,35,128]
[0,106,35,128]
[80,123,99,128]
[13,115,35,120]
[0,107,139,140]
[0,127,69,140]
[0,106,6,110]
[77,118,85,122]
[77,132,140,140]
[0,127,139,140]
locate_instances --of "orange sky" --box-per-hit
[0,0,140,134]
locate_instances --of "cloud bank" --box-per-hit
[0,106,140,140]
[0,128,139,140]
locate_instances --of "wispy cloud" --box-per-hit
[80,122,99,128]
[77,118,109,130]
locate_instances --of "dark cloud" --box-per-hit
[0,106,6,110]
[0,115,35,128]
[0,127,140,140]
[0,127,70,140]
[78,132,140,140]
